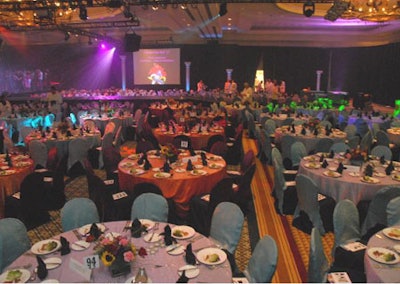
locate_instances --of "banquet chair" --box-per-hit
[0,218,31,273]
[360,186,400,235]
[272,157,297,215]
[290,141,307,170]
[280,135,296,166]
[347,135,360,150]
[245,110,256,139]
[103,146,122,181]
[359,130,373,153]
[28,139,48,169]
[104,121,116,136]
[109,117,122,136]
[94,132,114,169]
[375,130,395,149]
[240,235,278,283]
[67,137,89,177]
[40,169,66,211]
[344,125,357,139]
[136,139,157,154]
[387,196,400,226]
[209,202,244,255]
[258,129,273,164]
[271,147,297,179]
[113,126,123,148]
[308,228,329,283]
[203,134,225,152]
[188,177,235,236]
[172,134,193,150]
[329,142,350,154]
[209,140,228,158]
[293,174,335,235]
[60,198,100,232]
[370,145,392,161]
[281,117,294,126]
[264,119,276,138]
[313,138,334,154]
[227,149,255,185]
[46,146,59,171]
[225,124,243,165]
[131,193,169,222]
[19,126,34,143]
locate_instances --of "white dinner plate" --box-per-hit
[323,171,342,178]
[190,170,207,176]
[208,163,224,169]
[208,156,222,161]
[31,239,61,255]
[130,168,145,175]
[171,225,195,240]
[128,154,141,160]
[178,265,200,278]
[139,219,155,231]
[304,162,320,169]
[174,168,186,173]
[0,268,31,283]
[348,172,360,177]
[391,174,400,182]
[143,233,162,243]
[194,165,204,169]
[152,167,160,172]
[153,172,171,178]
[367,247,400,264]
[166,244,185,255]
[71,240,91,251]
[196,247,227,265]
[382,227,400,241]
[78,223,106,236]
[360,176,380,184]
[0,170,16,176]
[34,257,62,270]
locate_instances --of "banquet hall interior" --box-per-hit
[1,0,400,283]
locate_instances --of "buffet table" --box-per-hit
[118,151,227,218]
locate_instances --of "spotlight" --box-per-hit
[64,32,70,41]
[303,1,315,17]
[180,3,187,9]
[218,3,227,17]
[79,6,88,20]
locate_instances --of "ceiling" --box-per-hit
[2,1,400,48]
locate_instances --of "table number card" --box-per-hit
[112,192,128,200]
[104,179,115,185]
[181,141,188,148]
[327,272,352,283]
[43,177,53,182]
[341,241,366,252]
[83,255,100,270]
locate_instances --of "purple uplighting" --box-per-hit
[100,43,106,49]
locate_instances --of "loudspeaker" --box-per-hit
[124,34,141,52]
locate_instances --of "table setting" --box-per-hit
[1,220,232,283]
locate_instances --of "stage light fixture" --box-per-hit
[303,1,315,17]
[219,3,227,17]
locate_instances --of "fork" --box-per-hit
[149,222,159,242]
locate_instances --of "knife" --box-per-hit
[166,244,182,253]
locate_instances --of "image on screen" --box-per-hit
[133,48,181,85]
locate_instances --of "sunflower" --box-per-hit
[101,251,116,266]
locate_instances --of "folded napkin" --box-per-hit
[322,159,329,168]
[60,236,71,256]
[386,161,394,175]
[66,130,72,137]
[380,155,386,165]
[46,127,51,133]
[163,161,171,173]
[131,218,146,238]
[186,159,193,171]
[89,223,102,240]
[290,124,295,133]
[326,128,332,136]
[36,255,48,280]
[336,162,346,174]
[189,148,196,156]
[301,127,306,136]
[137,154,146,165]
[144,158,152,171]
[319,155,324,163]
[364,164,374,177]
[52,132,58,139]
[184,243,196,265]
[201,152,208,166]
[176,270,189,283]
[161,225,176,246]
[313,128,319,136]
[41,132,46,138]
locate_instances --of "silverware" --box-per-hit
[166,244,182,253]
[178,266,198,272]
[72,229,82,240]
[149,222,159,242]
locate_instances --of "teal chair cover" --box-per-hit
[294,174,325,235]
[61,198,100,232]
[359,130,373,153]
[273,158,287,215]
[29,140,48,168]
[314,138,334,154]
[375,130,390,147]
[264,119,276,137]
[319,120,332,129]
[387,196,400,227]
[209,202,244,254]
[290,141,306,168]
[308,228,329,283]
[281,135,296,161]
[361,186,400,235]
[344,125,357,138]
[332,199,360,257]
[0,218,31,273]
[67,138,89,172]
[271,147,283,169]
[370,145,392,161]
[347,136,360,150]
[243,235,278,283]
[131,193,168,222]
[329,142,350,154]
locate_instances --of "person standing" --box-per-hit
[46,86,63,121]
[0,92,12,117]
[240,82,254,104]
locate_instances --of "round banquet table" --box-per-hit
[118,151,227,218]
[259,113,308,127]
[387,128,400,146]
[0,154,34,218]
[81,115,133,136]
[3,220,232,283]
[364,226,400,283]
[153,128,225,150]
[297,155,400,205]
[274,125,347,154]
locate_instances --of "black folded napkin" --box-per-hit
[336,162,346,174]
[163,161,171,173]
[186,159,193,171]
[60,236,71,256]
[326,128,331,136]
[322,159,329,168]
[301,127,306,136]
[329,150,334,159]
[184,125,189,133]
[41,132,46,138]
[46,127,51,133]
[52,132,57,139]
[380,155,386,165]
[36,255,48,280]
[66,130,72,137]
[291,124,295,133]
[138,154,146,165]
[201,152,208,166]
[189,148,196,156]
[319,155,324,163]
[144,158,152,171]
[313,127,318,136]
[161,225,176,246]
[176,270,189,283]
[386,161,394,175]
[89,223,101,240]
[185,243,196,265]
[131,218,146,238]
[364,164,373,177]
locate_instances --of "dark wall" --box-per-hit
[1,42,399,106]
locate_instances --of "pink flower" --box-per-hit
[119,238,129,246]
[123,251,135,262]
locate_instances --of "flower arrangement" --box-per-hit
[345,147,367,165]
[160,143,180,162]
[94,235,136,276]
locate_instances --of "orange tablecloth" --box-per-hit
[118,151,227,217]
[0,155,34,218]
[153,128,225,150]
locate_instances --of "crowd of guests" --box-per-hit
[0,68,51,94]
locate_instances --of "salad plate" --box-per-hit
[382,227,400,240]
[0,269,30,283]
[171,225,195,240]
[196,247,227,265]
[31,239,61,255]
[78,223,106,236]
[367,247,400,264]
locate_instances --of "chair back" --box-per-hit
[329,142,350,154]
[387,196,400,226]
[375,130,390,147]
[241,149,255,172]
[103,146,122,180]
[172,135,192,150]
[209,178,235,217]
[101,132,114,150]
[61,198,100,231]
[290,141,306,168]
[244,235,278,283]
[314,138,334,154]
[29,139,48,168]
[20,126,35,142]
[295,174,325,235]
[359,130,373,153]
[361,186,400,235]
[273,159,287,215]
[346,136,360,150]
[205,135,225,152]
[209,141,228,157]
[281,135,296,160]
[264,119,276,137]
[67,138,89,171]
[308,228,329,283]
[370,145,392,161]
[344,125,357,138]
[136,140,157,154]
[0,218,31,273]
[210,202,244,254]
[131,193,168,222]
[281,117,294,126]
[332,199,361,256]
[271,147,283,169]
